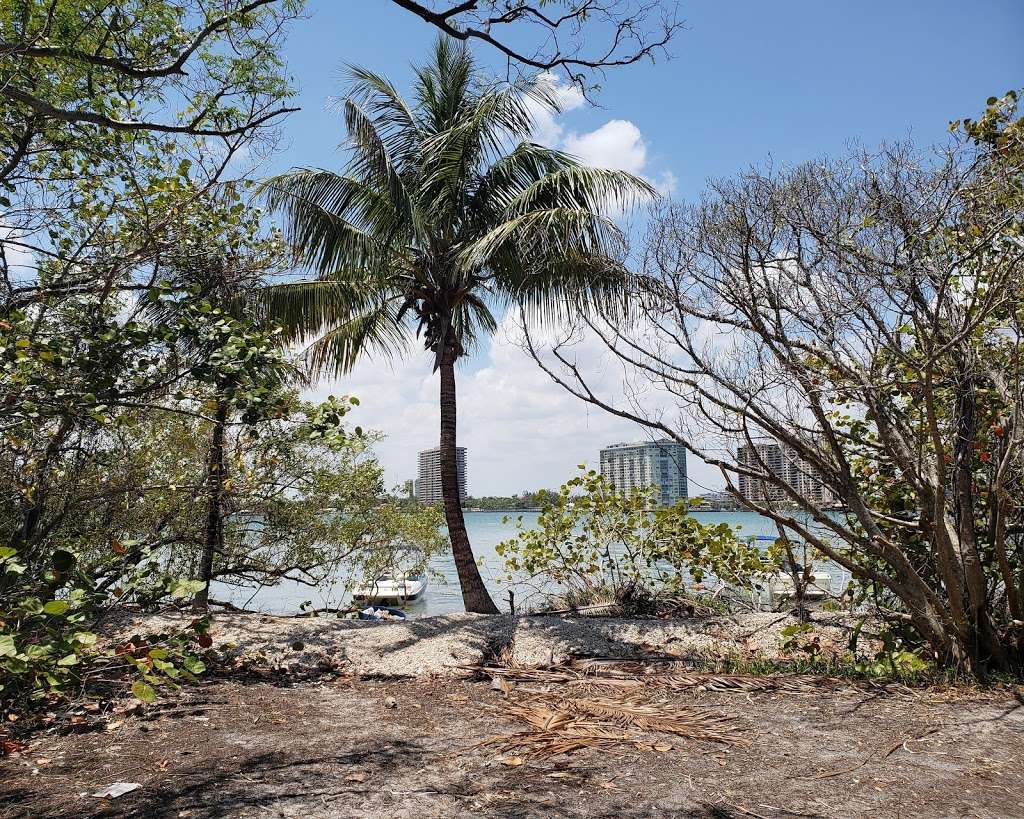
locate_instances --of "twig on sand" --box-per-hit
[719,801,772,819]
[804,727,940,780]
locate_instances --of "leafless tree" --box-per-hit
[523,124,1024,674]
[389,0,682,92]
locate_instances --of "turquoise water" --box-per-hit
[211,510,847,617]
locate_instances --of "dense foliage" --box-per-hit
[0,5,451,716]
[464,489,558,510]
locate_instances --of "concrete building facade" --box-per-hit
[735,440,834,506]
[415,446,467,505]
[599,439,688,506]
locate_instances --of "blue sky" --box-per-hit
[278,1,1023,496]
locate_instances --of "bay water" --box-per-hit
[211,510,850,617]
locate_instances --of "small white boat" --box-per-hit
[763,569,832,600]
[351,571,427,605]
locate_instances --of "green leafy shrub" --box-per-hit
[0,543,210,719]
[495,467,767,611]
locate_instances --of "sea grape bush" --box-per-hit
[0,542,212,715]
[495,467,769,606]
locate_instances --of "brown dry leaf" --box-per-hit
[500,756,525,767]
[345,772,368,782]
[557,695,745,745]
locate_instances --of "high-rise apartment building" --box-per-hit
[415,446,467,505]
[599,439,688,506]
[735,440,835,505]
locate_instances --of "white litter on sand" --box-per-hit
[91,782,141,798]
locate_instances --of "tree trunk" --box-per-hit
[438,350,499,614]
[193,398,228,611]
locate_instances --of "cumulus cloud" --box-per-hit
[526,72,586,146]
[564,119,647,174]
[526,77,675,196]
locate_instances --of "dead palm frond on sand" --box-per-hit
[476,661,861,694]
[482,693,747,760]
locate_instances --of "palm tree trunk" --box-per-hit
[439,349,499,614]
[193,398,228,611]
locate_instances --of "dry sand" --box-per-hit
[106,609,849,677]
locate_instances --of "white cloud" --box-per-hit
[526,79,675,196]
[526,72,586,146]
[564,119,648,174]
[303,318,639,495]
[652,169,678,196]
[303,311,725,497]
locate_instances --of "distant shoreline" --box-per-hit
[463,507,541,513]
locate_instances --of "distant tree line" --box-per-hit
[463,489,559,511]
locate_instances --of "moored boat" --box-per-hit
[764,568,832,600]
[351,571,427,605]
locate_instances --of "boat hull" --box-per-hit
[351,579,426,605]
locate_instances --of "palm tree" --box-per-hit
[259,37,653,614]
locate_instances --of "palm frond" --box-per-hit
[506,165,656,217]
[342,99,419,236]
[342,64,422,165]
[259,276,402,344]
[417,35,474,133]
[505,252,637,328]
[459,207,623,270]
[419,85,551,226]
[449,291,499,358]
[303,299,411,378]
[258,170,388,273]
[467,141,576,222]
